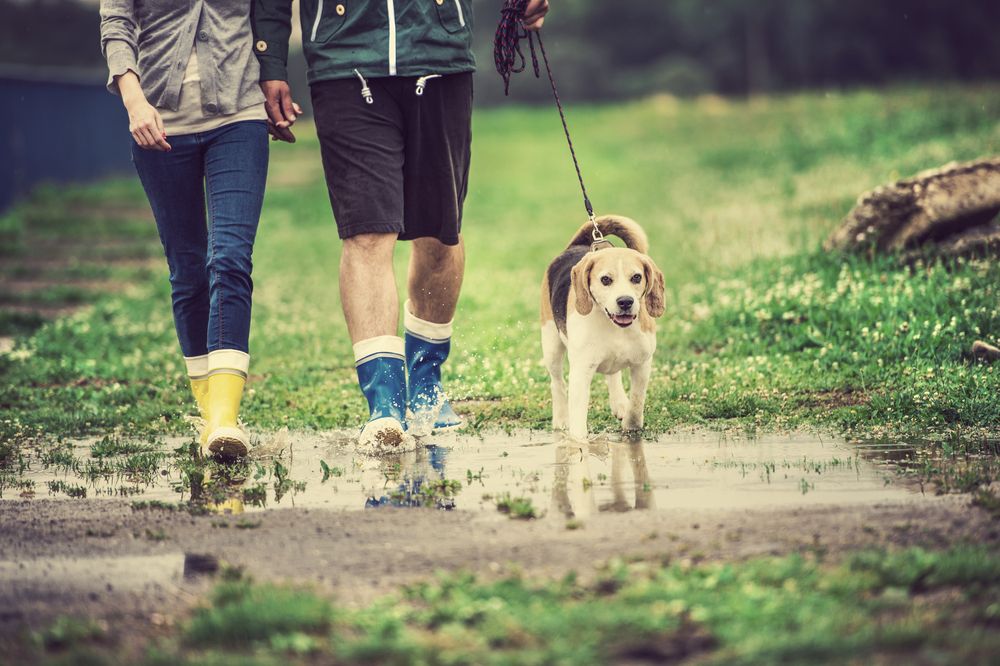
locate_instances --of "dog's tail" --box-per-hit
[566,214,648,254]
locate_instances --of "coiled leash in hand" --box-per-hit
[494,0,612,251]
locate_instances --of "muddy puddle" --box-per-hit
[0,552,217,595]
[6,429,926,520]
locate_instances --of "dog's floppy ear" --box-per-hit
[571,254,596,315]
[642,256,666,318]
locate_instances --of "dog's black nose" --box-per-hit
[617,296,634,311]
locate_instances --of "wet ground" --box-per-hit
[1,429,995,639]
[17,429,922,517]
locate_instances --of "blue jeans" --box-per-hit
[132,120,268,356]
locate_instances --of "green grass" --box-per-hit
[0,179,159,336]
[2,85,1000,469]
[31,616,107,652]
[19,546,1000,664]
[185,576,334,648]
[495,492,538,519]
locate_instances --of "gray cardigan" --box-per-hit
[99,0,265,115]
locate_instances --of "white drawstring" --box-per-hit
[415,74,441,96]
[353,68,374,104]
[353,71,442,102]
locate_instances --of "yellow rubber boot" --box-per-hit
[204,372,249,459]
[209,497,246,515]
[185,355,211,446]
[189,377,210,446]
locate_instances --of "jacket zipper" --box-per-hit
[310,0,324,41]
[453,0,465,27]
[386,0,397,75]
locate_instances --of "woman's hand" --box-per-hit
[116,71,171,151]
[127,99,171,151]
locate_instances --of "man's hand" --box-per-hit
[522,0,549,31]
[260,80,302,143]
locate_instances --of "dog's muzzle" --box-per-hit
[606,309,637,328]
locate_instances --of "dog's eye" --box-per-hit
[631,274,642,284]
[600,276,613,286]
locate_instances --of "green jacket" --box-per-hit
[251,0,475,83]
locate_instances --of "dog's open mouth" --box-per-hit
[606,310,637,328]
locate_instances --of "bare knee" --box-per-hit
[413,236,463,269]
[343,232,397,260]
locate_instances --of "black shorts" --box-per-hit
[310,72,473,246]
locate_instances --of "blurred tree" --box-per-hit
[0,0,102,69]
[471,0,1000,103]
[2,0,998,104]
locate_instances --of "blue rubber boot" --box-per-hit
[404,301,463,436]
[354,336,413,452]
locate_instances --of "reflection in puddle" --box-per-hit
[12,429,924,520]
[853,442,919,465]
[362,445,460,509]
[551,438,655,520]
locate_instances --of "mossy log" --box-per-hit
[825,157,1000,258]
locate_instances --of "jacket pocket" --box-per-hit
[310,0,348,43]
[434,0,467,34]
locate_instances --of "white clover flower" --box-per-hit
[8,348,33,362]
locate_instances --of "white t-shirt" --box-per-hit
[158,48,267,136]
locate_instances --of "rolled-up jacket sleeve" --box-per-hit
[251,0,294,82]
[100,0,140,94]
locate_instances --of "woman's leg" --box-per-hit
[131,137,210,359]
[201,121,269,458]
[131,138,212,440]
[203,120,268,354]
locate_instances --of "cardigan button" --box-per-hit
[256,40,268,52]
[336,4,345,15]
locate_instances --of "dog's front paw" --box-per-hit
[610,398,629,421]
[622,411,644,432]
[552,405,568,432]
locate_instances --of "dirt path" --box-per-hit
[1,492,994,635]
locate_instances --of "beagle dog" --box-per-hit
[541,215,665,440]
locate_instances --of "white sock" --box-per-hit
[207,349,250,378]
[404,300,452,342]
[353,335,405,366]
[184,354,208,379]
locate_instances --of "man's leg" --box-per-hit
[310,78,412,451]
[408,236,465,323]
[341,232,400,342]
[341,232,410,451]
[401,71,474,434]
[404,237,466,434]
